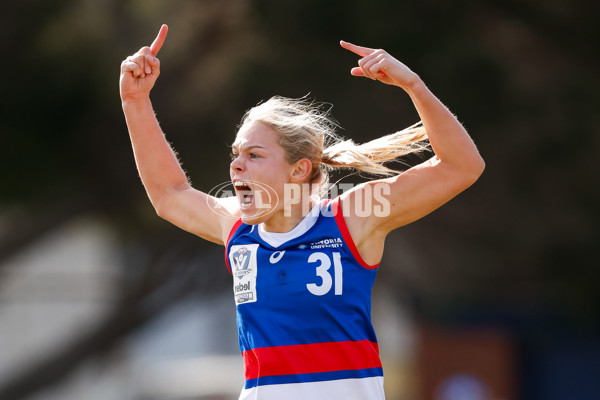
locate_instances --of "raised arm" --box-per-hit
[120,25,238,245]
[338,41,485,264]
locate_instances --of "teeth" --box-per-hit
[234,181,253,208]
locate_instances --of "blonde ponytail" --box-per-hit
[321,122,429,176]
[240,96,430,191]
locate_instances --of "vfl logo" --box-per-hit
[229,244,259,305]
[233,247,252,278]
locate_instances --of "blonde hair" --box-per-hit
[240,96,429,190]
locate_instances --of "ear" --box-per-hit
[289,158,313,183]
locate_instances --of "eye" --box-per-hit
[250,153,259,159]
[230,152,238,161]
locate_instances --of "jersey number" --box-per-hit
[306,252,343,296]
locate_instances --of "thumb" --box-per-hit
[350,67,365,77]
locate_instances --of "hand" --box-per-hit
[120,24,168,101]
[340,41,420,89]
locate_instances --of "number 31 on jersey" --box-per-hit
[306,251,343,296]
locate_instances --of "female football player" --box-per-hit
[120,24,484,400]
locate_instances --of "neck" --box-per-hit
[261,194,318,233]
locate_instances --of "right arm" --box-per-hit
[119,25,239,245]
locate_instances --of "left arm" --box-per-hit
[339,42,485,264]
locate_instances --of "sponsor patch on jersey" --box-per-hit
[230,244,259,305]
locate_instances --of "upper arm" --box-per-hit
[154,185,240,245]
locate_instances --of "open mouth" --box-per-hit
[234,181,254,209]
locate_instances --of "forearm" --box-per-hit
[122,96,189,207]
[404,79,484,174]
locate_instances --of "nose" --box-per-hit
[230,156,245,173]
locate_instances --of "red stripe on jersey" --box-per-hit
[332,197,379,270]
[224,218,244,275]
[242,340,381,380]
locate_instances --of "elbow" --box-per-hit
[152,198,170,221]
[476,154,486,177]
[151,192,175,221]
[473,153,486,176]
[154,203,169,220]
[444,154,485,189]
[151,183,190,221]
[465,154,485,186]
[440,151,485,187]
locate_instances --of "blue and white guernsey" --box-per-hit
[225,198,385,400]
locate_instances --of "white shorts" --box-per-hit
[238,376,385,400]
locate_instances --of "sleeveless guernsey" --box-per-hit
[225,198,385,400]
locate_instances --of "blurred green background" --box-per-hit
[0,0,598,399]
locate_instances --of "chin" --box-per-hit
[239,206,275,225]
[240,214,263,225]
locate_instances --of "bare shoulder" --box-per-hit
[337,186,388,266]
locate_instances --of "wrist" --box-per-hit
[402,74,427,95]
[121,95,152,111]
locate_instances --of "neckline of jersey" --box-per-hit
[257,200,326,248]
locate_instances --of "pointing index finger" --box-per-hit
[340,40,374,57]
[150,24,168,56]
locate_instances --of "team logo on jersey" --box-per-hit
[269,251,285,264]
[229,244,259,305]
